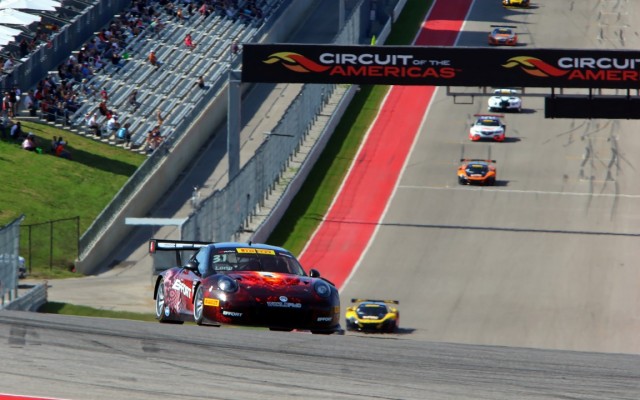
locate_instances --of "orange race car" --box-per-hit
[488,25,518,46]
[457,159,497,186]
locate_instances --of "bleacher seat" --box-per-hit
[60,0,286,153]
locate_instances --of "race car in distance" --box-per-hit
[488,88,522,112]
[503,0,530,8]
[469,114,506,141]
[345,299,399,333]
[457,159,497,186]
[150,239,341,334]
[488,26,518,46]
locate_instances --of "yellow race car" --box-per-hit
[345,299,399,333]
[503,0,530,7]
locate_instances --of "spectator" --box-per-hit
[19,38,29,57]
[199,3,211,17]
[231,41,239,55]
[23,90,36,116]
[184,33,196,50]
[3,58,14,71]
[111,51,124,70]
[128,90,140,110]
[0,117,6,139]
[196,75,205,89]
[2,92,12,118]
[12,87,21,116]
[51,135,59,153]
[148,50,162,67]
[146,125,163,153]
[156,110,166,126]
[107,114,120,137]
[116,122,132,148]
[55,137,71,159]
[85,112,101,137]
[22,133,37,152]
[80,62,94,79]
[10,121,23,142]
[98,100,110,117]
[176,7,184,22]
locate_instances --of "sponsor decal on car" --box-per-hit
[222,311,243,317]
[237,248,276,255]
[267,296,302,309]
[172,279,192,297]
[204,298,220,307]
[267,302,302,308]
[317,317,332,322]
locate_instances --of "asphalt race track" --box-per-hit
[1,311,639,400]
[2,1,640,399]
[341,0,640,354]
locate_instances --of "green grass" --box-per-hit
[39,302,157,322]
[0,120,145,278]
[32,0,433,318]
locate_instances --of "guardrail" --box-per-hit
[2,283,47,312]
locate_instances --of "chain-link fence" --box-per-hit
[0,215,24,307]
[180,0,378,242]
[21,216,79,274]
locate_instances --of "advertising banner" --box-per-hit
[242,44,640,89]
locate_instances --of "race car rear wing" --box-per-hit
[460,159,496,163]
[351,299,399,304]
[149,239,211,253]
[149,239,211,274]
[473,113,504,118]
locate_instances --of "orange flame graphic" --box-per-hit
[263,52,331,73]
[503,56,569,78]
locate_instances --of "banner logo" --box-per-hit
[263,51,455,79]
[503,56,568,77]
[504,55,640,82]
[263,52,331,73]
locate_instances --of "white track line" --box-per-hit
[398,185,640,199]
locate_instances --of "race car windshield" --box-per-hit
[356,304,388,318]
[466,164,488,175]
[495,28,511,35]
[478,119,500,126]
[211,250,306,275]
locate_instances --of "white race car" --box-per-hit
[469,114,506,142]
[488,88,522,112]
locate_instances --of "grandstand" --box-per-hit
[66,1,284,152]
[8,0,284,153]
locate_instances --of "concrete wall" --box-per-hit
[74,1,319,275]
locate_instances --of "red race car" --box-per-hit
[457,159,497,186]
[150,239,342,334]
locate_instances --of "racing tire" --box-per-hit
[487,178,496,186]
[155,278,169,322]
[194,285,205,325]
[155,279,184,324]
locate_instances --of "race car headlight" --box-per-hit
[217,276,238,293]
[313,280,332,298]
